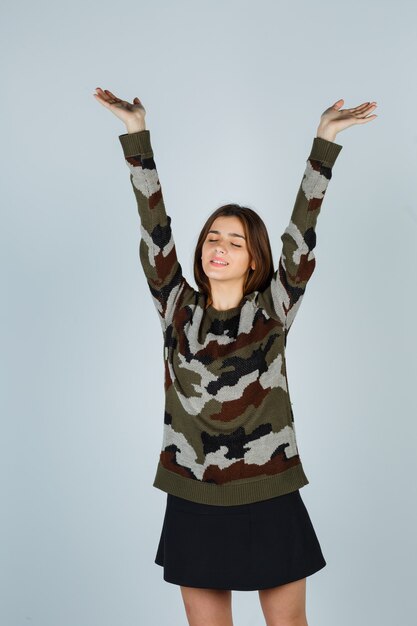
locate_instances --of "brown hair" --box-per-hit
[193,203,275,305]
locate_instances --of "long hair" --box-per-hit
[193,203,275,306]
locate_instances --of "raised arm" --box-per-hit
[257,98,378,337]
[257,136,342,334]
[93,88,196,332]
[118,129,195,331]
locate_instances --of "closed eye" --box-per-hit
[208,239,242,248]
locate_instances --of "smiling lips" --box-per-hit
[210,258,228,266]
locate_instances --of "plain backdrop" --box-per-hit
[2,1,417,625]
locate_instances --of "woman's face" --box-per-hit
[201,215,255,285]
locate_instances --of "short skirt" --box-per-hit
[154,488,326,591]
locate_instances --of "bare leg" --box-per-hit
[180,585,234,626]
[258,577,308,626]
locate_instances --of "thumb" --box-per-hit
[333,98,344,110]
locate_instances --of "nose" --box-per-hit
[214,241,226,253]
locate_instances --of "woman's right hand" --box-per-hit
[93,87,147,132]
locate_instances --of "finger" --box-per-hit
[93,90,110,105]
[104,89,122,102]
[95,88,114,104]
[345,102,371,113]
[93,89,120,109]
[354,103,378,117]
[355,101,377,112]
[356,114,378,124]
[96,88,118,105]
[93,96,112,108]
[95,87,110,99]
[103,92,123,105]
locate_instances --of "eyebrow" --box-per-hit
[208,229,246,240]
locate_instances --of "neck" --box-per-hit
[206,284,245,311]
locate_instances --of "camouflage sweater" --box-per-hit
[118,129,343,506]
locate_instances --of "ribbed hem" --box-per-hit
[152,462,309,506]
[309,136,343,167]
[118,129,153,158]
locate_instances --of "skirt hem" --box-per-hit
[154,557,327,591]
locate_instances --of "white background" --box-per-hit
[2,0,416,624]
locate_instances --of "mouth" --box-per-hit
[210,259,228,266]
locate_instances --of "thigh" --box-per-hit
[258,577,307,626]
[180,585,233,626]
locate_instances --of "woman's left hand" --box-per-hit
[317,99,378,142]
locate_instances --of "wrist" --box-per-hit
[316,125,337,143]
[125,122,147,134]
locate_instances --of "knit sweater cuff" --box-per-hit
[309,136,343,167]
[118,129,153,158]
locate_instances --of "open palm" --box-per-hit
[93,87,146,126]
[320,98,378,136]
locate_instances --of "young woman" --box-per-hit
[94,87,377,626]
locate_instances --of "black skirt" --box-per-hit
[154,488,326,591]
